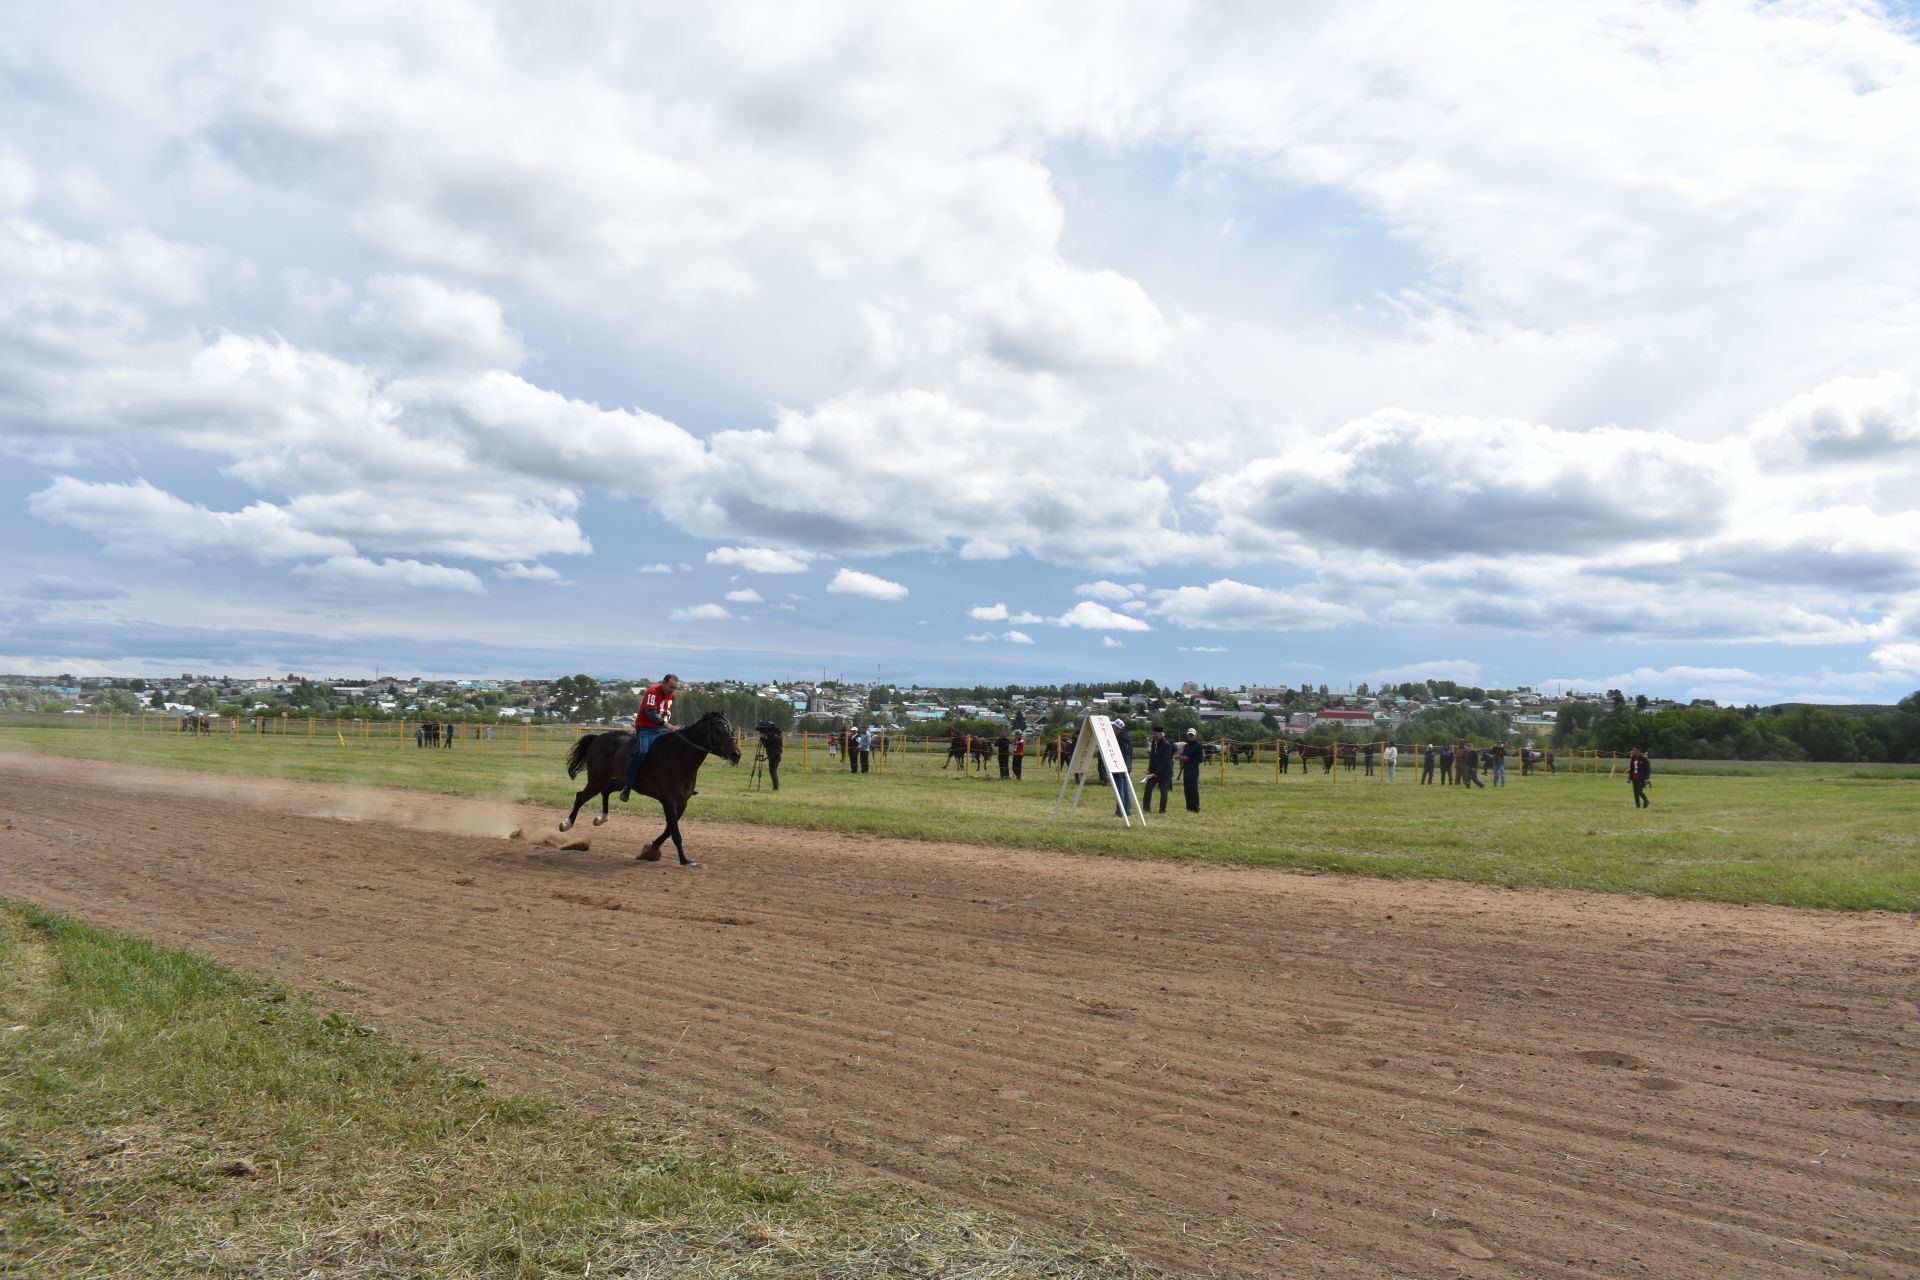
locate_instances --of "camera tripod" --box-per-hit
[749,749,766,791]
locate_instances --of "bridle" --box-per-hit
[670,715,738,759]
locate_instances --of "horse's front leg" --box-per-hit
[592,787,611,826]
[668,807,694,866]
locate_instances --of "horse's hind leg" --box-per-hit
[560,785,594,831]
[638,805,669,861]
[593,788,611,826]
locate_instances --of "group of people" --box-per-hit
[1416,741,1507,788]
[1121,720,1208,814]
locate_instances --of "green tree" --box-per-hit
[548,674,603,722]
[93,688,139,714]
[1551,701,1598,748]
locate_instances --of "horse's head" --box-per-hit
[689,711,743,765]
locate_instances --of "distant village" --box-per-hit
[0,670,1695,746]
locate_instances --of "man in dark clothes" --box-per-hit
[1459,741,1484,788]
[1628,745,1652,807]
[996,734,1011,779]
[760,725,783,791]
[1438,743,1452,783]
[1180,727,1204,812]
[1142,726,1175,813]
[1363,742,1375,776]
[1421,743,1436,784]
[1111,719,1137,817]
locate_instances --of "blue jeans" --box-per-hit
[1114,773,1137,818]
[1492,762,1506,787]
[622,728,667,791]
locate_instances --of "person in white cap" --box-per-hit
[1180,727,1204,812]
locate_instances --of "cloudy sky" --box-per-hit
[5,1,1920,703]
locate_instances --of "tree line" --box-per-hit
[1553,694,1920,763]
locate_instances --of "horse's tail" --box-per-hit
[565,732,597,780]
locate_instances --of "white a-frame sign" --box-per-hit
[1050,713,1147,827]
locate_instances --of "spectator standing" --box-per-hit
[1438,743,1453,784]
[1142,726,1174,813]
[1628,745,1652,807]
[1363,742,1375,776]
[1383,742,1398,783]
[996,733,1011,779]
[1180,727,1204,812]
[1012,733,1025,780]
[858,726,873,774]
[1111,720,1137,818]
[1489,742,1507,787]
[1421,743,1436,784]
[848,725,861,774]
[1459,741,1484,789]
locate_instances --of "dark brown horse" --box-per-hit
[559,711,741,864]
[1292,742,1356,773]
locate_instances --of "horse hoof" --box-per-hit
[682,861,702,870]
[591,814,607,827]
[558,818,573,832]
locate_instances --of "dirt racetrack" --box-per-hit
[2,753,1915,1278]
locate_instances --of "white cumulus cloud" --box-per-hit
[826,568,908,600]
[1153,580,1361,631]
[1057,600,1152,632]
[706,546,818,574]
[295,555,482,593]
[669,603,734,621]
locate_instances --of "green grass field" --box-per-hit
[0,903,1159,1279]
[4,717,1917,911]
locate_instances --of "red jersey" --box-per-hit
[635,682,676,732]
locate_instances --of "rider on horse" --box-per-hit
[619,673,681,802]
